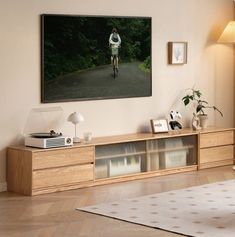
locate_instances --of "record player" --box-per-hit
[25,130,73,148]
[24,107,73,149]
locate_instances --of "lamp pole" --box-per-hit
[218,20,235,170]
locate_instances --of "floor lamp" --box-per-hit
[218,21,235,171]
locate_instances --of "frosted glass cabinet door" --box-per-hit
[146,135,196,170]
[146,140,160,171]
[95,141,146,179]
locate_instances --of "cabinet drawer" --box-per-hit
[32,164,94,189]
[32,146,94,170]
[200,145,234,164]
[200,131,234,148]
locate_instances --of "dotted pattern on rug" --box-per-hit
[78,179,235,237]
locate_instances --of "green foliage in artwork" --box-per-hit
[43,16,151,81]
[139,56,151,73]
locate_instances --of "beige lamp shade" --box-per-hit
[218,21,235,43]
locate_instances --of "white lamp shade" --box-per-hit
[218,21,235,43]
[67,112,84,125]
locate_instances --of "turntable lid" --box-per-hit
[23,107,64,136]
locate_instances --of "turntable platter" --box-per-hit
[30,130,62,138]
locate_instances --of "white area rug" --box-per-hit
[77,179,235,237]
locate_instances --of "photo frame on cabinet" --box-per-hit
[168,42,187,65]
[150,119,169,133]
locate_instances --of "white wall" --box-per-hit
[0,0,234,189]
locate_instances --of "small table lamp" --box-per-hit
[218,21,235,171]
[68,112,84,143]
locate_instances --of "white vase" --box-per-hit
[199,114,208,129]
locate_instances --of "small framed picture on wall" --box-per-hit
[150,119,169,133]
[168,42,187,65]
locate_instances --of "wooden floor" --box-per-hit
[0,166,235,237]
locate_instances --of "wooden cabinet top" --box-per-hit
[8,127,234,153]
[199,127,234,134]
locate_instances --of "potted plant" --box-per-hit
[182,88,223,129]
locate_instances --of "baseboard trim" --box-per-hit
[0,182,7,192]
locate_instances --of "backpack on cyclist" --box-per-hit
[112,32,119,43]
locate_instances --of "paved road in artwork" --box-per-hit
[44,62,151,101]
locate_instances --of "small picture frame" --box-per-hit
[168,42,187,65]
[150,119,169,133]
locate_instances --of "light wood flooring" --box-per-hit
[0,166,235,237]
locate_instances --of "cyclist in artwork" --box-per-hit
[109,28,121,77]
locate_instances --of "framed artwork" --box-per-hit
[168,42,187,65]
[150,119,169,133]
[41,14,152,103]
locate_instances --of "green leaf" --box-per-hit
[194,90,202,98]
[183,98,190,106]
[196,105,204,113]
[213,106,223,117]
[200,100,208,104]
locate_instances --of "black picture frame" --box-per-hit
[41,14,152,103]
